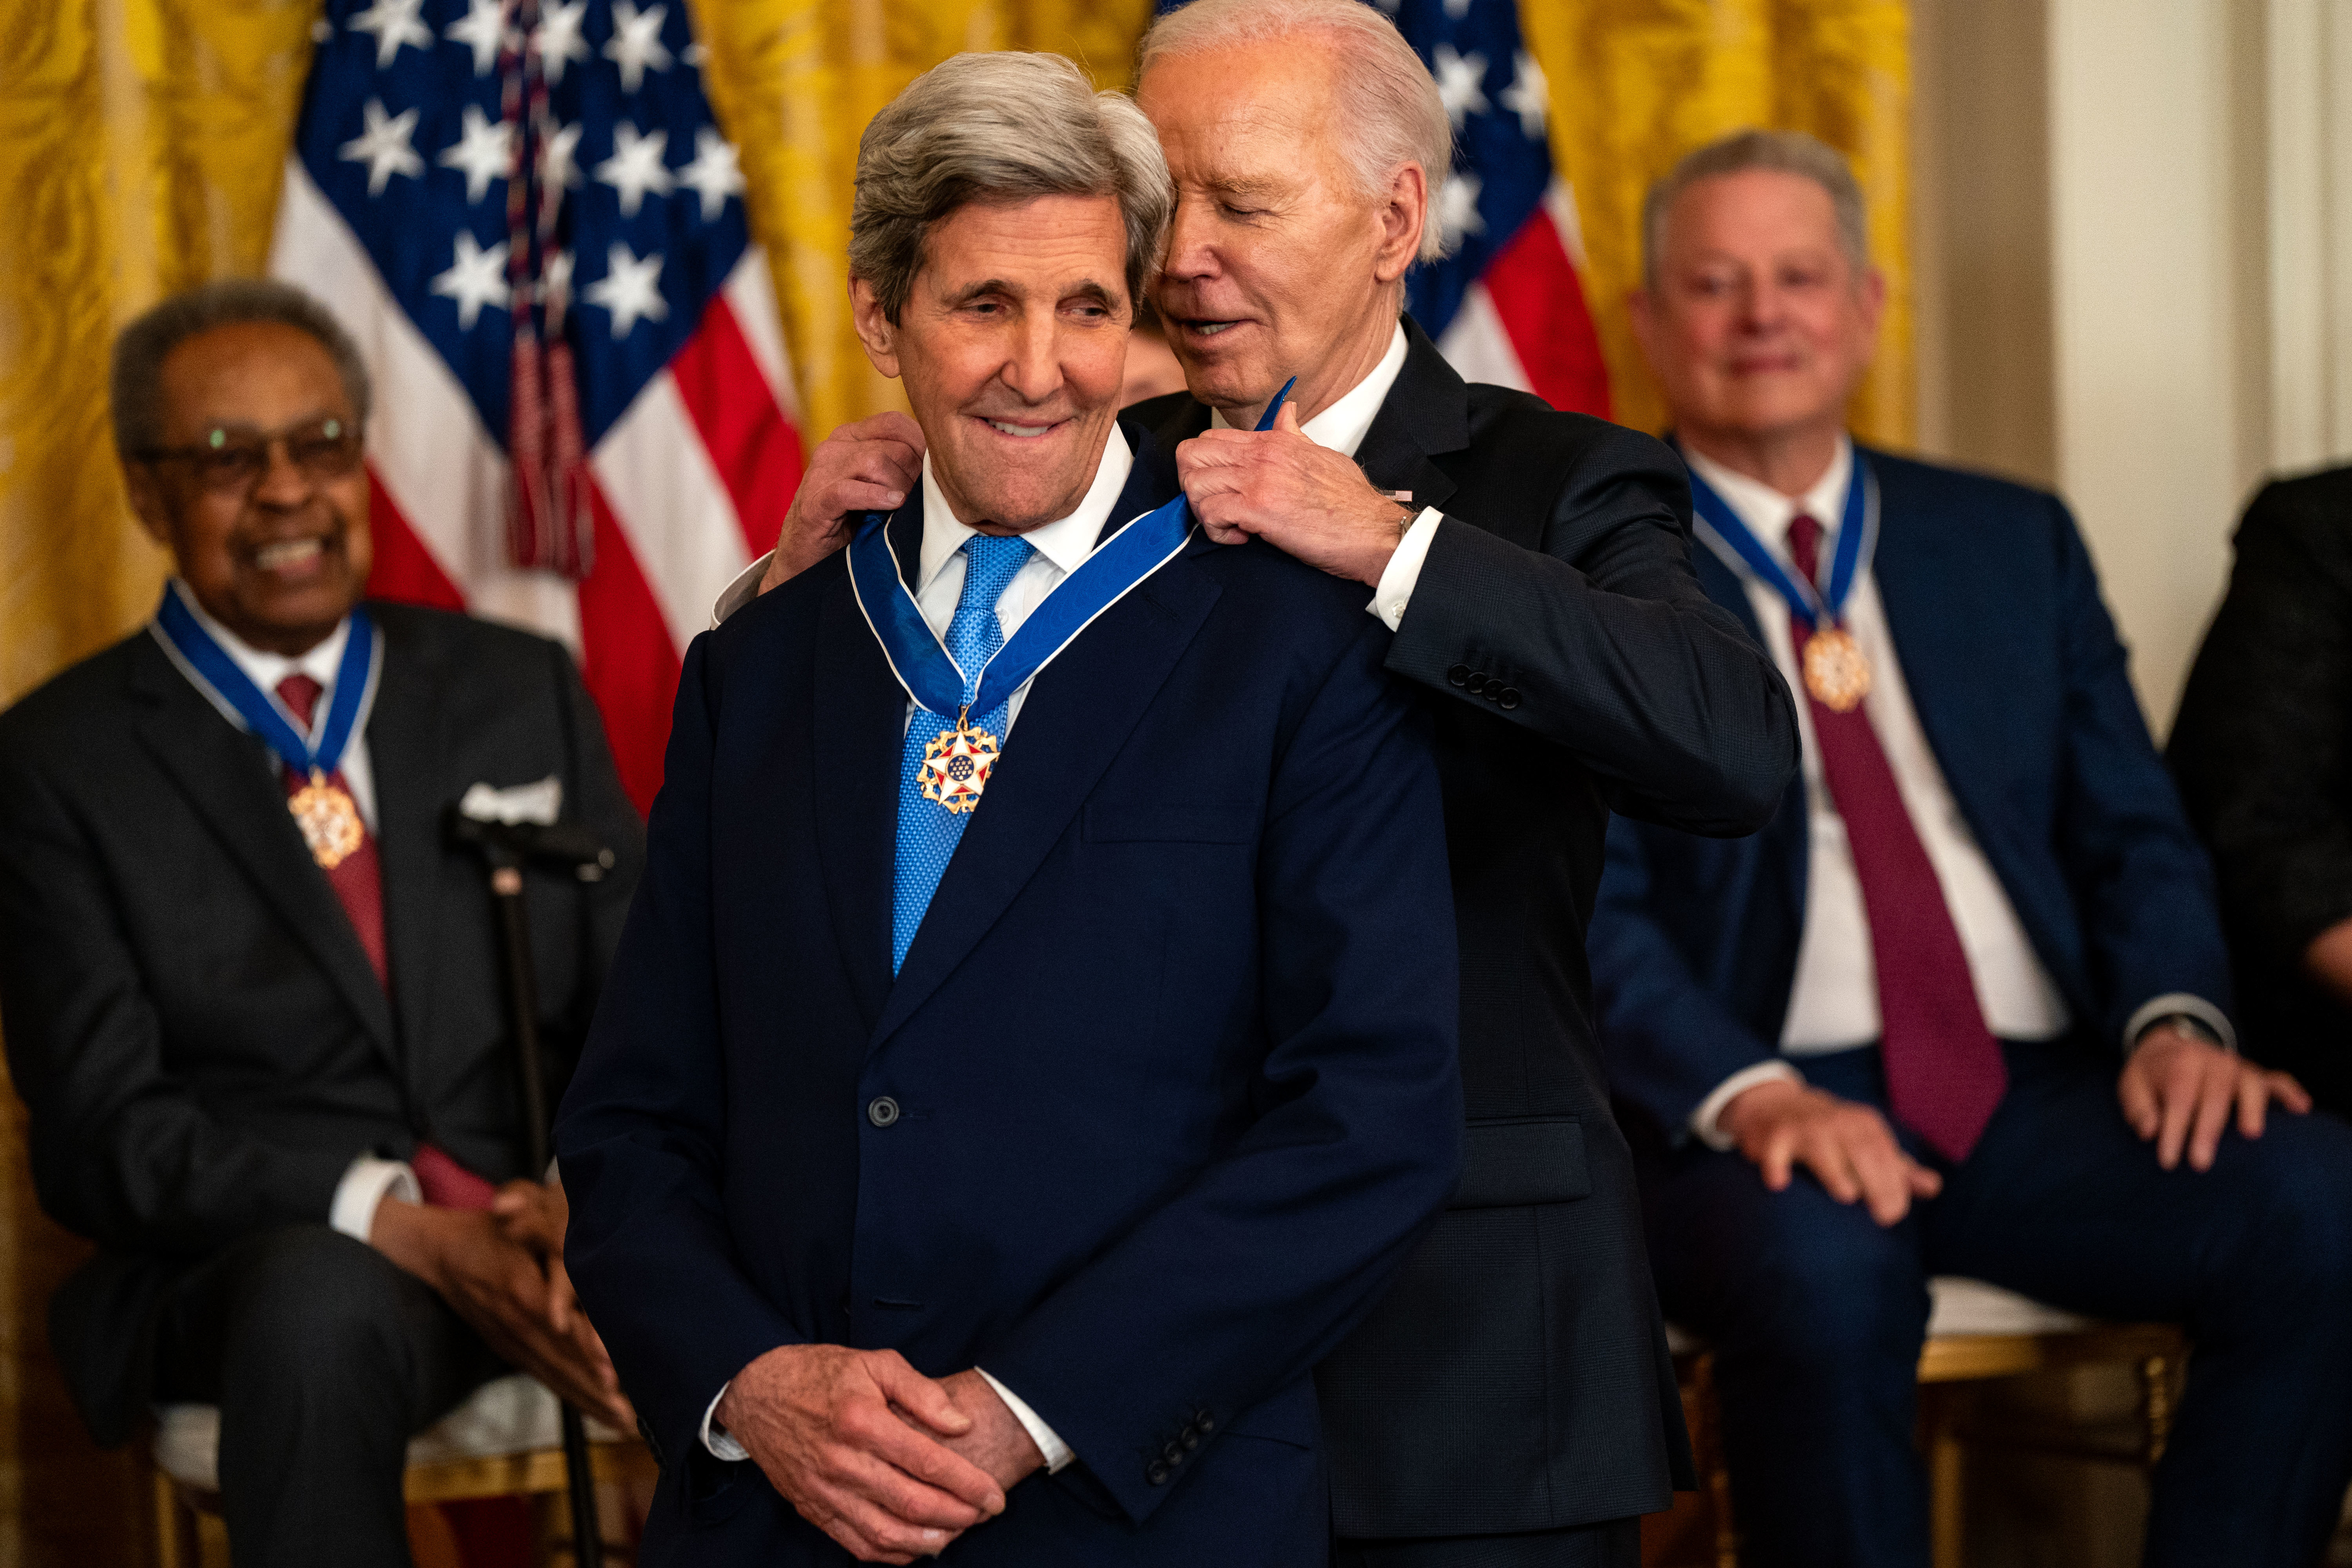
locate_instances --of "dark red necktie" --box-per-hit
[276,676,495,1211]
[1784,514,2007,1163]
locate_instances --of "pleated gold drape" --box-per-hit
[0,2,1905,1559]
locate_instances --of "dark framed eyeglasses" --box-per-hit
[134,416,365,494]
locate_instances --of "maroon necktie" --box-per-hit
[276,676,495,1211]
[1784,514,2007,1163]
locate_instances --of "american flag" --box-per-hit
[1385,0,1611,418]
[269,0,804,811]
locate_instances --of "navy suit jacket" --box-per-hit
[1593,446,2234,1139]
[557,424,1464,1566]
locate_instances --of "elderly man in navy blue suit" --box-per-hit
[1592,129,2352,1567]
[557,51,1462,1568]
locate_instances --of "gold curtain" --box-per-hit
[0,2,1905,1559]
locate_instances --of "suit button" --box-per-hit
[1446,664,1471,687]
[1181,1427,1201,1450]
[1146,1460,1171,1486]
[1162,1440,1184,1464]
[1498,687,1521,710]
[1195,1410,1215,1433]
[1464,672,1487,694]
[866,1096,900,1127]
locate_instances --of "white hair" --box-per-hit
[851,52,1174,322]
[1139,0,1454,262]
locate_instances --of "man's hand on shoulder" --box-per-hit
[368,1193,633,1430]
[1176,403,1413,587]
[2119,1025,2311,1173]
[1720,1078,1943,1227]
[759,413,926,594]
[717,1344,1006,1564]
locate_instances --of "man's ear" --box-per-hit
[1856,265,1887,346]
[1626,286,1659,369]
[849,276,902,379]
[122,463,178,554]
[1371,162,1428,286]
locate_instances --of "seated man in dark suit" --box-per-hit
[556,51,1464,1567]
[0,280,642,1568]
[2173,466,2352,1115]
[1589,131,2352,1568]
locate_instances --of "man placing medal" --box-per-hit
[557,51,1464,1568]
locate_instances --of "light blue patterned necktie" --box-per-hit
[892,534,1034,973]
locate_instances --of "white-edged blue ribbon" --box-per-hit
[152,583,377,776]
[1682,447,1876,629]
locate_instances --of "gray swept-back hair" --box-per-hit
[1138,0,1454,263]
[850,52,1173,323]
[111,279,370,458]
[1641,129,1870,291]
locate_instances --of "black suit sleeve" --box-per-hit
[0,745,352,1256]
[1385,423,1798,837]
[2171,474,2352,959]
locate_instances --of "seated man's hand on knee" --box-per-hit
[1719,1079,1943,1227]
[718,1344,1006,1564]
[368,1194,634,1429]
[2119,1025,2313,1174]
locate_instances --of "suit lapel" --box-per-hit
[869,457,1206,1050]
[1353,319,1467,519]
[362,614,449,1080]
[1864,455,1997,834]
[818,502,921,1032]
[128,635,399,1064]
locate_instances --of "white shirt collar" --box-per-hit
[1682,434,1854,572]
[916,424,1135,593]
[168,579,349,734]
[1209,321,1409,459]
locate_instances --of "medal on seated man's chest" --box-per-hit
[288,768,368,868]
[1802,624,1873,714]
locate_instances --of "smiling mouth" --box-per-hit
[978,416,1063,440]
[250,537,330,573]
[1178,319,1244,338]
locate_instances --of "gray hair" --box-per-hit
[111,279,370,458]
[1641,129,1870,291]
[1138,0,1454,263]
[850,52,1173,324]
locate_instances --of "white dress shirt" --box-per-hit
[155,583,421,1236]
[700,430,1149,1475]
[1679,442,2231,1148]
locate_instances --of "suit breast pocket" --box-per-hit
[1081,801,1257,845]
[1452,1116,1591,1208]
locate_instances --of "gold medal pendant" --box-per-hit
[919,710,1001,815]
[1802,625,1873,714]
[288,768,366,870]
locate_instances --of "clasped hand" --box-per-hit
[717,1346,1041,1563]
[1176,403,1411,587]
[369,1178,633,1430]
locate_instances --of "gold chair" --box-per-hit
[149,1372,650,1568]
[1658,1278,2182,1568]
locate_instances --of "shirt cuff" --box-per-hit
[1366,508,1446,633]
[711,553,770,628]
[977,1368,1073,1473]
[702,1382,750,1462]
[330,1155,420,1242]
[2122,993,2237,1056]
[1689,1061,1806,1151]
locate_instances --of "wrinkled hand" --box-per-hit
[1720,1078,1943,1226]
[759,412,926,592]
[2119,1026,2310,1172]
[1175,402,1411,587]
[929,1370,1045,1494]
[369,1195,633,1429]
[718,1345,1005,1563]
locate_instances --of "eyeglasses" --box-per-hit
[135,416,364,494]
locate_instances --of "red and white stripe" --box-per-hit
[1434,180,1613,420]
[269,159,804,810]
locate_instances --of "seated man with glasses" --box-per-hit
[0,280,642,1568]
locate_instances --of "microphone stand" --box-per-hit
[447,807,618,1568]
